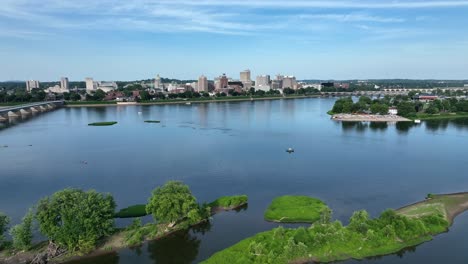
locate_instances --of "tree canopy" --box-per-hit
[0,212,9,249]
[36,189,116,252]
[146,181,201,227]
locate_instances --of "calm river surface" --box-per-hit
[1,98,468,264]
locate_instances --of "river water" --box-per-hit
[1,98,468,264]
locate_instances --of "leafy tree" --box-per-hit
[425,105,439,114]
[71,93,81,101]
[146,181,200,227]
[0,212,10,249]
[370,103,389,114]
[319,208,332,224]
[283,88,295,95]
[94,89,106,101]
[36,189,116,252]
[348,210,370,234]
[140,91,151,101]
[397,101,417,117]
[10,209,34,251]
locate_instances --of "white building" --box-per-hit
[389,107,398,115]
[26,80,40,92]
[44,85,69,94]
[198,75,208,92]
[256,75,270,86]
[60,77,69,90]
[302,83,322,91]
[85,78,96,92]
[154,74,162,89]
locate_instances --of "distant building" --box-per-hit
[60,77,69,90]
[85,78,96,92]
[154,74,162,89]
[219,74,228,89]
[256,75,270,86]
[334,82,350,89]
[302,83,322,91]
[282,76,297,89]
[198,75,208,92]
[321,82,334,88]
[44,84,69,94]
[464,84,468,87]
[26,80,40,92]
[389,107,398,115]
[416,95,438,102]
[240,70,251,83]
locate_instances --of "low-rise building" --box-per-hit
[388,107,398,115]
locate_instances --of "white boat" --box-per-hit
[186,102,191,105]
[414,119,421,124]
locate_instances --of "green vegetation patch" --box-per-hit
[203,208,449,264]
[264,195,328,223]
[209,195,248,209]
[115,204,148,218]
[88,121,118,126]
[144,120,161,123]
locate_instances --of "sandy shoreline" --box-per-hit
[332,113,411,122]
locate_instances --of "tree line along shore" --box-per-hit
[0,181,248,264]
[329,95,468,121]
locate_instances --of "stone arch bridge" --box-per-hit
[0,101,64,122]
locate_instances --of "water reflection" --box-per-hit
[66,251,120,264]
[147,229,202,264]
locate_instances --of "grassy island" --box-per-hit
[202,193,468,264]
[88,121,118,126]
[264,195,328,223]
[209,195,248,212]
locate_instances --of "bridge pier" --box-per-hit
[7,111,20,118]
[46,104,55,110]
[0,114,7,122]
[20,108,30,116]
[30,107,39,113]
[39,106,47,112]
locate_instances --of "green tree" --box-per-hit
[348,210,370,234]
[146,181,200,228]
[0,212,9,249]
[397,101,417,117]
[319,208,332,224]
[71,93,81,101]
[140,91,151,101]
[36,189,116,252]
[94,89,106,101]
[10,209,34,251]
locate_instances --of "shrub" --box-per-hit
[10,209,34,251]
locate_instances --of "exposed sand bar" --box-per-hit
[332,114,411,122]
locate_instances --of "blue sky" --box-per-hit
[1,0,468,81]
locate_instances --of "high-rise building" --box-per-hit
[198,75,208,92]
[85,78,96,91]
[154,74,162,89]
[60,77,69,90]
[240,70,251,83]
[26,80,40,92]
[282,76,297,89]
[219,74,228,89]
[256,75,271,86]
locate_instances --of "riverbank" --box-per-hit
[331,113,411,122]
[412,112,468,121]
[64,95,320,107]
[203,192,468,264]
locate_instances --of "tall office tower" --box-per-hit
[240,69,251,83]
[26,80,40,92]
[85,77,95,91]
[282,76,297,89]
[60,77,69,90]
[198,75,208,92]
[256,75,271,86]
[219,74,228,89]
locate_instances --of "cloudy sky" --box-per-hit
[1,0,468,81]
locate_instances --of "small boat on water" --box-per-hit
[414,119,421,124]
[286,148,294,153]
[186,102,191,105]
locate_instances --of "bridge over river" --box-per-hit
[0,101,64,122]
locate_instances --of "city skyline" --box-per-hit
[1,0,468,81]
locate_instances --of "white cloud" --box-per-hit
[298,13,405,23]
